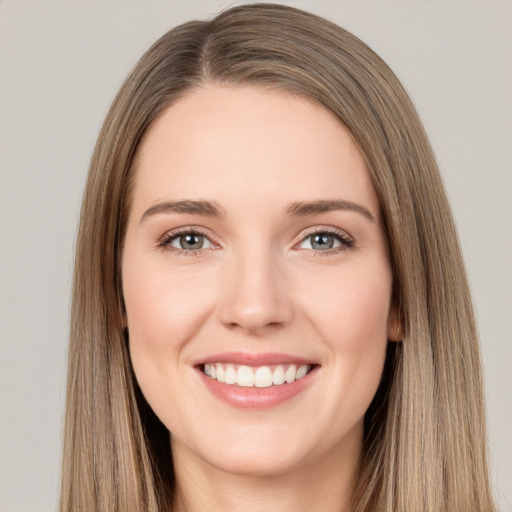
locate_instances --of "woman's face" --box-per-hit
[122,85,398,477]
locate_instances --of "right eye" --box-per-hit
[169,232,213,251]
[159,230,216,255]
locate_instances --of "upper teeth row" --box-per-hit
[204,363,311,388]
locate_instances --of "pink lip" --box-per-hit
[193,352,319,409]
[193,351,315,366]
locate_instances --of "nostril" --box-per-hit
[219,302,293,333]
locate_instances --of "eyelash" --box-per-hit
[157,227,354,257]
[295,227,354,256]
[158,228,216,257]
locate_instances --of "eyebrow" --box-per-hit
[140,198,375,223]
[285,199,375,222]
[140,200,225,222]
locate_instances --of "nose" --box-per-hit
[217,248,293,334]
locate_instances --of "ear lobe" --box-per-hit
[387,302,402,342]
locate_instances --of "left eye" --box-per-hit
[298,232,346,251]
[169,232,213,251]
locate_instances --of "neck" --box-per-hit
[170,431,361,512]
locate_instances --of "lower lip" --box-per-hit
[197,367,317,409]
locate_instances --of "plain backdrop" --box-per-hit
[0,1,510,511]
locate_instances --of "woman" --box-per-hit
[60,4,497,511]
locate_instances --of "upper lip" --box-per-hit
[192,351,317,367]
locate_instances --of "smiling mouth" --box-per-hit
[202,363,314,388]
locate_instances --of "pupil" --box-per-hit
[312,234,333,250]
[180,233,203,250]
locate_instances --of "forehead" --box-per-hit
[131,85,379,218]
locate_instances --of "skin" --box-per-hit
[122,85,399,512]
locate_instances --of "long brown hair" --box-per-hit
[61,4,496,511]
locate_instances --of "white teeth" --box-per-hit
[203,363,312,387]
[224,364,237,384]
[285,364,297,383]
[254,366,273,388]
[272,365,286,385]
[296,364,309,379]
[237,365,254,387]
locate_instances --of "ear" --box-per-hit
[387,300,402,342]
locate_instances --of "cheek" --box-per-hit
[123,259,216,351]
[122,259,220,428]
[301,261,392,347]
[298,261,392,411]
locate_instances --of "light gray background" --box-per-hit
[1,1,510,511]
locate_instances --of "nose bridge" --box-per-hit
[218,238,292,332]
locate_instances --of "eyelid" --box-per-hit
[157,226,220,254]
[292,226,354,252]
[169,233,214,250]
[156,224,354,256]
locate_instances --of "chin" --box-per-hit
[172,423,314,478]
[205,445,308,478]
